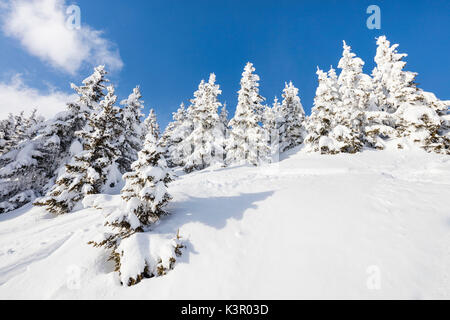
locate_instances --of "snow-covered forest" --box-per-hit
[0,36,449,296]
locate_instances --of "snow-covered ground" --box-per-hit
[0,148,449,299]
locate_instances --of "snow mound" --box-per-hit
[0,150,449,299]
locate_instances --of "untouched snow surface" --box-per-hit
[0,149,449,299]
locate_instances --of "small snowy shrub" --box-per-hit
[89,129,184,286]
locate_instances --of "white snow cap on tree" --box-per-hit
[226,62,269,166]
[182,73,226,172]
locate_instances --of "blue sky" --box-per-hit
[0,0,449,129]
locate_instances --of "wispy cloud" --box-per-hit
[0,74,75,119]
[0,0,123,74]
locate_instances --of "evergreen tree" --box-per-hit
[143,109,160,141]
[0,110,56,213]
[35,86,123,214]
[305,67,341,154]
[370,36,449,153]
[364,36,416,148]
[118,86,145,173]
[160,103,193,168]
[89,130,182,287]
[279,82,306,152]
[0,110,42,158]
[263,97,283,160]
[372,36,418,114]
[183,73,226,172]
[395,91,450,154]
[0,114,19,156]
[219,103,229,138]
[226,62,269,165]
[332,41,368,153]
[67,65,108,132]
[0,66,109,214]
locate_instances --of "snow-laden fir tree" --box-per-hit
[0,117,42,213]
[35,86,123,214]
[0,114,16,156]
[364,36,414,149]
[160,103,194,168]
[331,41,369,153]
[279,82,306,152]
[263,97,283,160]
[0,110,43,158]
[395,91,450,154]
[0,67,109,214]
[118,86,145,173]
[0,113,24,158]
[304,67,341,154]
[143,109,160,141]
[371,36,418,114]
[369,36,449,153]
[182,73,226,172]
[0,109,66,213]
[226,62,269,165]
[89,129,183,286]
[219,103,229,139]
[67,65,108,131]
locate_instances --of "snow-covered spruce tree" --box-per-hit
[0,110,42,158]
[279,82,306,152]
[182,73,226,172]
[67,65,109,132]
[364,36,415,149]
[0,114,19,157]
[220,103,229,139]
[143,109,160,141]
[332,41,369,154]
[370,36,449,153]
[395,91,450,154]
[0,109,50,213]
[371,36,418,114]
[304,67,341,154]
[36,65,109,172]
[0,67,109,214]
[35,86,123,214]
[263,97,283,160]
[89,130,183,287]
[160,103,194,168]
[226,62,269,165]
[118,86,145,173]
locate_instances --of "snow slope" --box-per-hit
[0,148,449,299]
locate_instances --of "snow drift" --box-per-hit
[0,148,449,299]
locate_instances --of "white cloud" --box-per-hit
[0,0,123,74]
[0,74,76,120]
